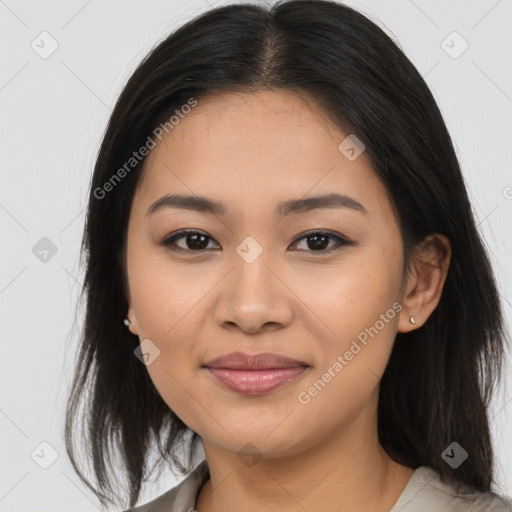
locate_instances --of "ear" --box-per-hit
[126,291,139,336]
[398,233,451,333]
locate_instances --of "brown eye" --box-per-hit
[160,229,352,254]
[290,231,351,253]
[160,230,219,252]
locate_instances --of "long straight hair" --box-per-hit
[64,0,508,508]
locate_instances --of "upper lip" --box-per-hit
[203,351,309,370]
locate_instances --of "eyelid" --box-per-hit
[159,229,353,253]
[160,229,219,251]
[290,229,351,248]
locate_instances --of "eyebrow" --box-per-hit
[146,192,367,218]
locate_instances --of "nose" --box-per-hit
[214,246,294,335]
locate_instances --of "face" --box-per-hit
[125,90,408,460]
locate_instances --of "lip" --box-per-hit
[203,351,309,370]
[202,352,310,395]
[205,367,309,395]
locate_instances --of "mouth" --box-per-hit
[202,352,311,395]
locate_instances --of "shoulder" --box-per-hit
[391,466,512,512]
[122,459,210,512]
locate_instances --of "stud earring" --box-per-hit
[410,316,416,325]
[124,318,131,327]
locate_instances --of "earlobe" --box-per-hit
[397,311,420,333]
[124,315,138,335]
[397,314,419,333]
[125,298,139,335]
[397,233,451,333]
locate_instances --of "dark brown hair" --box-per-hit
[64,0,509,508]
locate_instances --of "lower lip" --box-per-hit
[205,366,309,395]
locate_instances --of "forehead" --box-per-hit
[135,90,392,221]
[148,90,348,167]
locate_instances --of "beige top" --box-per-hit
[124,459,512,511]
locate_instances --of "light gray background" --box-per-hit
[1,0,511,510]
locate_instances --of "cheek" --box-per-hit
[127,258,206,408]
[129,249,213,340]
[128,234,402,431]
[293,252,401,335]
[293,249,401,384]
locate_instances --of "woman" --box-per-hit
[64,0,512,510]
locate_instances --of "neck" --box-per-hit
[195,408,414,512]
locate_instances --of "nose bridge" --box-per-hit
[232,234,275,297]
[215,233,293,331]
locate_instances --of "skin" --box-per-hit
[125,90,451,512]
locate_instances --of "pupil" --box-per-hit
[184,233,330,251]
[188,233,208,250]
[308,234,328,250]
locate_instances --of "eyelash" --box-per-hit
[159,229,352,254]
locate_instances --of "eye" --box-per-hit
[289,230,352,253]
[160,230,220,252]
[160,229,352,253]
